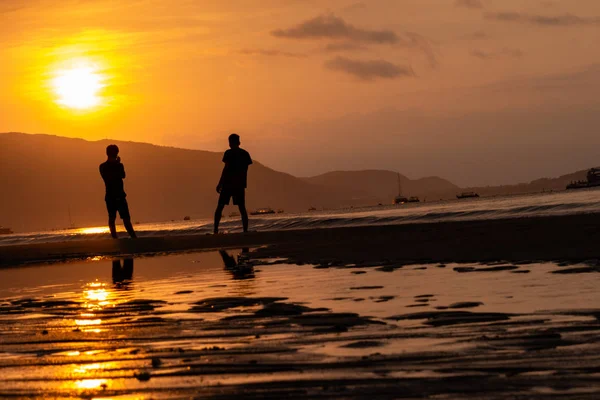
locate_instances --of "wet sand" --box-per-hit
[2,213,600,267]
[1,250,600,398]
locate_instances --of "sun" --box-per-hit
[51,63,105,110]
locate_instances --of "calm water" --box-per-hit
[2,188,600,246]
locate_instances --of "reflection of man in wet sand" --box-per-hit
[219,249,254,280]
[112,258,134,285]
[99,145,137,239]
[214,134,253,234]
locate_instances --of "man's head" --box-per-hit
[228,133,240,149]
[106,144,119,160]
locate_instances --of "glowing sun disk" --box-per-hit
[51,65,105,110]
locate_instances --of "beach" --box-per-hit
[2,213,600,267]
[1,213,600,398]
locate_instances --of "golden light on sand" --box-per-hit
[51,62,105,110]
[78,227,109,235]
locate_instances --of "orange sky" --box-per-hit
[1,0,600,185]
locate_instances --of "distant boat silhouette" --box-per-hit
[308,206,317,211]
[67,205,78,229]
[0,226,13,235]
[183,216,191,221]
[228,211,240,218]
[394,173,408,204]
[566,167,600,190]
[407,196,420,203]
[457,191,480,199]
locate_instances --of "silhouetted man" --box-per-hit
[99,145,137,239]
[214,134,252,234]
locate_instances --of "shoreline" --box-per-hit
[2,213,600,267]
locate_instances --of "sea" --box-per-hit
[2,188,600,247]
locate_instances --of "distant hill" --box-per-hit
[303,170,459,203]
[0,132,593,232]
[0,133,349,232]
[460,170,589,198]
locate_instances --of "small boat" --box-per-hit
[277,209,285,214]
[566,167,600,190]
[457,192,480,199]
[407,196,420,203]
[308,207,317,211]
[0,226,13,235]
[393,173,409,204]
[250,207,276,216]
[228,211,240,218]
[183,216,191,221]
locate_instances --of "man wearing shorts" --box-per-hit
[99,144,137,239]
[214,133,252,234]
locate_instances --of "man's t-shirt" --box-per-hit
[99,161,126,200]
[222,148,252,190]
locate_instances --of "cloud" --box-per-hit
[455,0,483,9]
[238,49,306,58]
[273,14,438,67]
[462,30,490,40]
[324,56,414,81]
[323,42,369,52]
[484,12,600,26]
[470,48,524,60]
[272,14,398,44]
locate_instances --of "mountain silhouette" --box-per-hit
[0,132,589,232]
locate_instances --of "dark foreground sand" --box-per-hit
[1,214,599,398]
[2,213,600,267]
[1,247,600,398]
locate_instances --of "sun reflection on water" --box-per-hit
[74,378,107,390]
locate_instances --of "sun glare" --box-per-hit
[51,63,105,110]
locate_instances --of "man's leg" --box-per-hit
[123,219,137,238]
[108,216,118,239]
[239,204,249,233]
[106,200,118,239]
[119,200,136,238]
[214,204,225,234]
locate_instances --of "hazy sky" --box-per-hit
[1,0,599,186]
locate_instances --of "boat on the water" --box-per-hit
[250,208,276,216]
[183,216,191,221]
[277,209,285,214]
[566,168,600,190]
[228,211,240,218]
[456,191,480,199]
[393,173,409,204]
[407,196,420,203]
[0,226,13,235]
[308,207,317,212]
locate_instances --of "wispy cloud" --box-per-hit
[324,56,414,81]
[470,48,524,60]
[323,42,369,52]
[485,12,600,26]
[272,14,398,44]
[455,0,483,9]
[272,14,437,67]
[462,30,490,40]
[238,48,306,58]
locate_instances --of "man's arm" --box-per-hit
[120,163,126,179]
[217,163,229,193]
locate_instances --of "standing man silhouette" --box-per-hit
[214,133,252,234]
[99,144,137,239]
